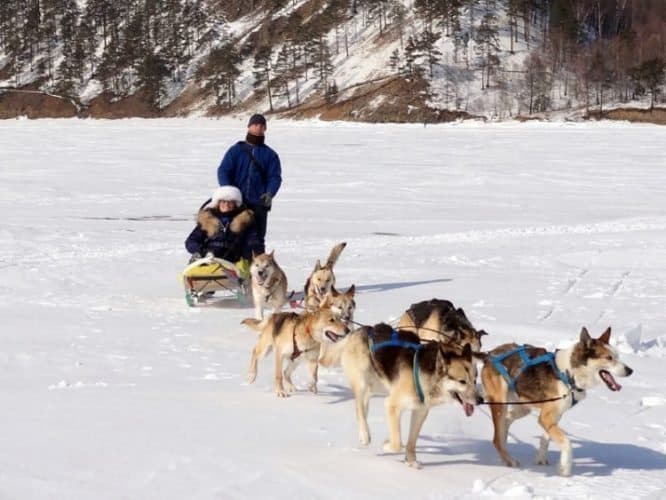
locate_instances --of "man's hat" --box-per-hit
[247,113,267,127]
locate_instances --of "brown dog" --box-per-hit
[397,298,487,351]
[340,324,484,468]
[250,250,288,320]
[481,327,633,476]
[303,242,346,310]
[243,296,350,397]
[317,284,356,367]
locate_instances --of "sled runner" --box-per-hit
[180,255,249,307]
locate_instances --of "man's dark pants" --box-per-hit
[250,205,268,254]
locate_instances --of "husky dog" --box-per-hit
[340,323,483,468]
[303,242,347,310]
[250,250,288,320]
[243,296,350,397]
[481,326,633,476]
[317,284,357,368]
[397,298,488,351]
[327,284,356,323]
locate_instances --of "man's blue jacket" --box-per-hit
[217,141,282,207]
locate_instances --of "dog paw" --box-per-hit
[286,383,296,393]
[359,432,370,446]
[276,390,289,398]
[504,458,520,468]
[558,464,572,476]
[383,440,402,453]
[405,459,422,470]
[535,456,549,466]
[308,383,318,394]
[247,373,257,384]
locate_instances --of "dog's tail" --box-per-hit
[325,241,347,268]
[241,318,264,332]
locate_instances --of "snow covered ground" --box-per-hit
[1,118,665,499]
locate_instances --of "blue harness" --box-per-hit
[368,328,425,404]
[489,345,575,399]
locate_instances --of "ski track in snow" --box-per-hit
[1,119,665,499]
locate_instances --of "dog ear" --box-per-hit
[252,250,257,260]
[477,329,489,337]
[329,285,339,297]
[346,284,356,296]
[461,343,472,360]
[580,327,592,346]
[598,327,611,344]
[314,259,322,271]
[268,249,275,258]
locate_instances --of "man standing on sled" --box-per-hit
[217,114,282,254]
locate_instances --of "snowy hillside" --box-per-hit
[1,119,666,498]
[1,1,664,120]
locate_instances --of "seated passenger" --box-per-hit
[184,186,260,279]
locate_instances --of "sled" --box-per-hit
[180,255,249,307]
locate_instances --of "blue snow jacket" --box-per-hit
[185,207,261,262]
[217,141,282,208]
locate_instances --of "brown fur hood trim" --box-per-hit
[196,208,255,237]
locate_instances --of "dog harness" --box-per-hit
[368,328,425,404]
[489,345,579,405]
[291,323,315,361]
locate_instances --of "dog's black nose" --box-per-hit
[344,326,350,335]
[625,366,633,377]
[476,394,484,405]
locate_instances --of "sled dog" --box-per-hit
[243,296,350,397]
[481,326,633,476]
[397,298,488,351]
[318,284,356,367]
[303,242,346,310]
[250,250,288,320]
[340,323,483,467]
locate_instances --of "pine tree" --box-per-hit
[204,41,241,108]
[273,44,293,108]
[389,1,407,47]
[136,52,170,107]
[629,57,666,110]
[404,35,424,76]
[389,48,401,74]
[420,29,443,79]
[474,11,500,89]
[523,51,550,114]
[308,34,333,92]
[253,45,274,111]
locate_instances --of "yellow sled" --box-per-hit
[180,256,249,307]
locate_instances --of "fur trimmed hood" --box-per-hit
[197,207,255,237]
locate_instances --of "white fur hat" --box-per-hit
[211,185,242,206]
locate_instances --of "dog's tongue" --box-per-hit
[463,402,474,417]
[600,370,622,391]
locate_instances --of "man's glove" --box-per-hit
[189,252,202,263]
[260,192,272,209]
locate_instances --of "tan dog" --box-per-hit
[243,297,350,397]
[397,298,487,351]
[304,242,346,310]
[317,284,356,367]
[340,323,483,468]
[481,327,633,476]
[250,250,288,320]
